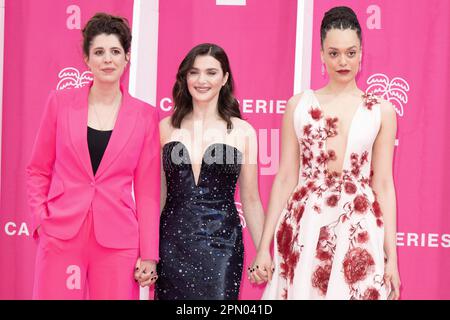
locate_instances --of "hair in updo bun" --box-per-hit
[320,6,362,47]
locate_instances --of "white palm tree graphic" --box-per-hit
[366,73,410,116]
[56,67,93,90]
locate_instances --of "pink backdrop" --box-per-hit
[1,0,449,300]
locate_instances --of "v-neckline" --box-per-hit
[311,90,364,176]
[164,141,242,188]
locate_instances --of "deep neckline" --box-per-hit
[310,90,364,176]
[163,141,243,187]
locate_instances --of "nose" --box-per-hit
[103,52,112,63]
[198,72,207,83]
[339,55,347,66]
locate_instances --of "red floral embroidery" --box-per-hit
[277,220,293,260]
[353,195,369,213]
[343,247,375,285]
[357,231,369,244]
[316,248,333,261]
[361,152,369,164]
[362,93,379,110]
[313,204,322,214]
[326,194,339,207]
[325,117,338,137]
[293,205,305,222]
[280,251,300,284]
[376,219,383,227]
[318,227,330,242]
[372,201,382,218]
[311,264,332,296]
[287,201,293,212]
[344,181,357,194]
[309,107,323,121]
[328,149,337,161]
[282,288,288,300]
[277,220,300,283]
[303,124,312,136]
[292,186,308,202]
[363,287,381,300]
[306,181,316,191]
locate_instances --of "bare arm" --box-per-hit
[160,155,167,213]
[249,94,302,283]
[238,124,265,249]
[371,100,401,299]
[258,94,301,252]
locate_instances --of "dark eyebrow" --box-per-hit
[92,47,122,50]
[328,46,358,50]
[189,67,219,71]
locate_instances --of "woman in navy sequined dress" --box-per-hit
[152,44,265,300]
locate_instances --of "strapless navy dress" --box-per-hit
[155,141,244,300]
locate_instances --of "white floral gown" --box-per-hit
[262,90,388,300]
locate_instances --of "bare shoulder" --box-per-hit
[378,98,397,121]
[159,115,173,129]
[286,92,304,112]
[159,115,175,143]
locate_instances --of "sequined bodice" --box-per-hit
[162,141,242,205]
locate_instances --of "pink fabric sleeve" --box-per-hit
[134,107,161,261]
[25,91,58,239]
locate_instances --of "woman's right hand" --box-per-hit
[248,249,274,284]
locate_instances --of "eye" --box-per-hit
[94,50,104,56]
[188,70,199,75]
[347,51,357,58]
[207,71,217,76]
[112,49,122,55]
[329,51,338,58]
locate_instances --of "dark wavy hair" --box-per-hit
[320,6,362,47]
[171,43,241,131]
[82,12,132,57]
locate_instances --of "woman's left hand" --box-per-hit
[384,259,401,300]
[134,258,158,287]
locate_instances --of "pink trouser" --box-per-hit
[32,210,139,300]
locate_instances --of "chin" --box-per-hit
[96,77,120,84]
[192,97,214,104]
[333,75,355,83]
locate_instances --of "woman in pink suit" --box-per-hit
[26,13,160,299]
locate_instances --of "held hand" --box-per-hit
[248,250,274,285]
[134,258,158,287]
[384,259,401,300]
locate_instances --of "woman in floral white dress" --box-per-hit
[250,6,401,300]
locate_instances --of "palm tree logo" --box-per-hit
[235,202,247,228]
[366,73,410,116]
[56,67,93,90]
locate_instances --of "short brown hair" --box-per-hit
[82,12,132,57]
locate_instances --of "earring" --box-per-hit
[321,63,325,76]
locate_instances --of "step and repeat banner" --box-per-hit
[1,0,449,299]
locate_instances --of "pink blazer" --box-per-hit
[26,83,160,261]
